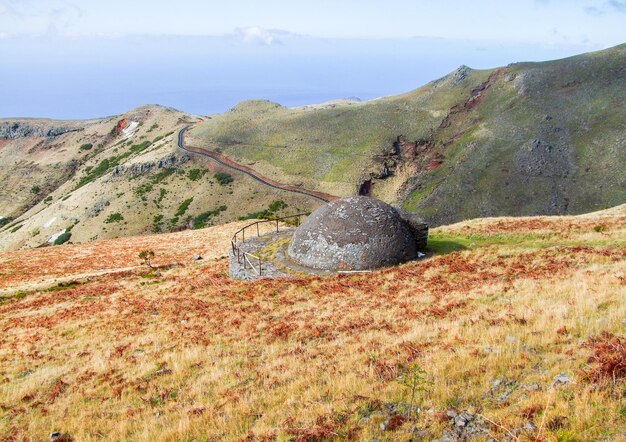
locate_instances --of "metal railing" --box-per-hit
[231,213,306,276]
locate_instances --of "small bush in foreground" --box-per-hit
[138,250,155,269]
[580,332,626,385]
[80,143,93,151]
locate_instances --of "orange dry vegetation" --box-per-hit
[0,207,625,441]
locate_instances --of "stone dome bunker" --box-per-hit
[286,196,428,271]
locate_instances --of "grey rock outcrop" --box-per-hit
[110,154,191,178]
[287,196,428,271]
[0,122,80,139]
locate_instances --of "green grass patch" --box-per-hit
[105,213,124,223]
[192,205,227,229]
[156,188,167,205]
[135,182,154,201]
[10,224,23,233]
[175,198,194,217]
[79,143,93,151]
[45,281,81,292]
[214,172,234,185]
[238,200,289,221]
[43,196,53,204]
[0,290,29,305]
[187,169,208,181]
[152,214,164,232]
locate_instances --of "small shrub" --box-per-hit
[10,224,23,233]
[134,182,154,201]
[147,123,159,132]
[214,172,233,185]
[187,169,207,181]
[580,332,626,385]
[79,143,93,151]
[192,205,227,229]
[138,250,155,268]
[156,188,167,205]
[105,213,124,223]
[43,196,53,204]
[54,231,71,245]
[128,140,151,154]
[153,214,164,232]
[396,363,431,419]
[175,198,194,217]
[269,200,288,212]
[31,185,40,194]
[0,217,11,228]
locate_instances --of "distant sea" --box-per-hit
[0,35,595,120]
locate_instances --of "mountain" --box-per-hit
[1,44,624,251]
[188,43,626,225]
[0,106,319,251]
[1,204,625,439]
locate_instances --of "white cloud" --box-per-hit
[234,26,281,45]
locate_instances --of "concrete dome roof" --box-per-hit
[287,196,418,271]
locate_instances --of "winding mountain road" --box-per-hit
[177,126,337,203]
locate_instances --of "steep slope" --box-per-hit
[1,205,624,440]
[189,43,626,225]
[0,107,321,251]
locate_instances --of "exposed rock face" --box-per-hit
[110,154,190,177]
[287,196,427,271]
[0,122,80,139]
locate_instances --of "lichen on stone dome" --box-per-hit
[287,196,427,271]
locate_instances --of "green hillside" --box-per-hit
[189,44,626,225]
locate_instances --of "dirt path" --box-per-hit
[177,127,338,203]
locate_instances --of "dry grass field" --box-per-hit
[0,206,625,441]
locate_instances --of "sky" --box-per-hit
[1,0,625,119]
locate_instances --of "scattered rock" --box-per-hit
[111,165,125,177]
[192,255,203,261]
[451,65,471,85]
[441,410,489,441]
[130,162,153,175]
[551,372,570,387]
[522,383,541,392]
[49,432,72,442]
[454,411,474,428]
[89,200,108,217]
[484,377,517,403]
[446,408,459,418]
[524,421,538,432]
